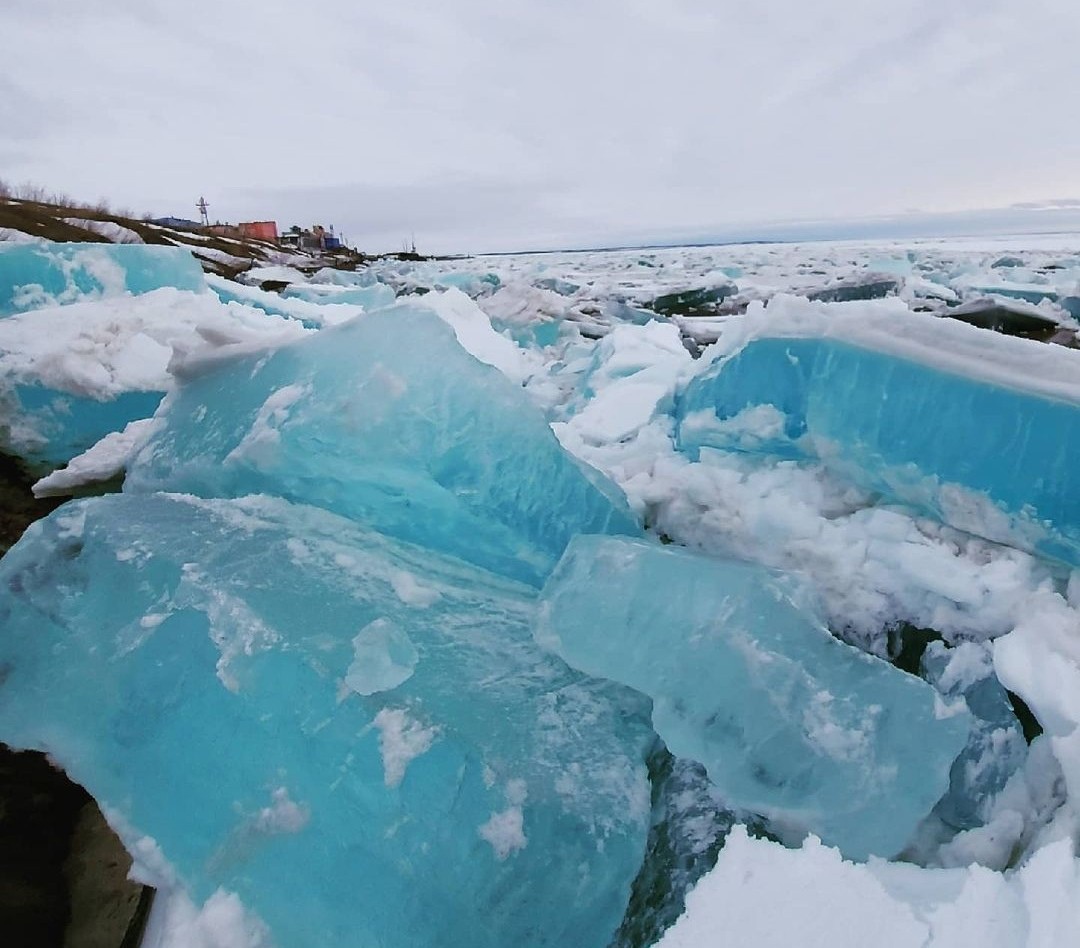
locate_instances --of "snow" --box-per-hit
[656,827,1080,948]
[372,707,439,788]
[0,293,299,385]
[141,888,272,948]
[207,273,370,328]
[61,217,144,244]
[422,287,538,383]
[104,811,271,948]
[0,287,307,464]
[389,236,1080,943]
[32,417,156,496]
[0,227,38,243]
[479,779,529,860]
[189,245,250,269]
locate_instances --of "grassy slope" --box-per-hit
[0,197,370,278]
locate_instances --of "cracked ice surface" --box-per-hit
[0,492,654,948]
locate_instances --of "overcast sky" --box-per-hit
[2,0,1078,253]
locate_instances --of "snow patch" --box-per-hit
[372,708,438,788]
[479,779,528,860]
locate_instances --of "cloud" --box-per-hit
[1,0,1078,252]
[0,77,73,143]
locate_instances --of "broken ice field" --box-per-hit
[1,237,1077,946]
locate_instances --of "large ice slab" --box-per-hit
[127,305,638,586]
[536,535,973,860]
[0,493,655,948]
[2,384,164,468]
[0,241,205,315]
[677,297,1080,565]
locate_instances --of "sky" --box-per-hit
[2,0,1079,254]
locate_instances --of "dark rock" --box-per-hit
[0,747,87,947]
[0,453,64,557]
[1049,328,1080,349]
[65,804,153,948]
[611,741,773,948]
[945,299,1062,341]
[649,284,737,317]
[0,746,151,948]
[886,623,943,676]
[1006,691,1044,744]
[807,278,899,303]
[258,280,291,293]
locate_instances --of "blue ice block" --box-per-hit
[126,306,639,586]
[0,493,655,948]
[536,535,973,860]
[0,241,205,315]
[1,383,164,468]
[677,336,1080,565]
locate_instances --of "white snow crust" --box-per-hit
[656,826,1080,948]
[0,288,308,398]
[62,217,144,244]
[32,418,156,496]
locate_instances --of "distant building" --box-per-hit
[303,225,327,251]
[150,216,201,230]
[278,223,344,252]
[237,221,278,242]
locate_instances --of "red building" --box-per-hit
[237,221,278,242]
